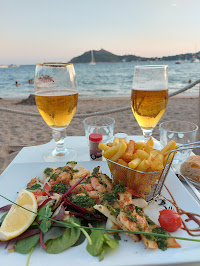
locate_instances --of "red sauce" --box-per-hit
[162,185,200,236]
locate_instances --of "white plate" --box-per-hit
[0,161,200,266]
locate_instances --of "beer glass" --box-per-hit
[34,63,78,161]
[131,65,168,142]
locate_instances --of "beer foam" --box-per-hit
[132,84,168,91]
[35,90,77,96]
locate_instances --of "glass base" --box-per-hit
[43,148,77,162]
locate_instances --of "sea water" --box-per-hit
[0,61,200,98]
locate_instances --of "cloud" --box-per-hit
[171,2,177,7]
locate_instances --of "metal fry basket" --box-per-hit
[106,141,200,202]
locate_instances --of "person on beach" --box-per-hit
[28,79,33,84]
[15,81,18,86]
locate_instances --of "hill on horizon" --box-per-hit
[70,49,200,63]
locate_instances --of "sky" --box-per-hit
[1,0,200,64]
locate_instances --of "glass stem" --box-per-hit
[142,128,153,142]
[52,129,66,156]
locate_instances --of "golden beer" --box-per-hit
[35,90,78,129]
[131,89,168,129]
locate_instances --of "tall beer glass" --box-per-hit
[131,65,168,142]
[34,63,78,161]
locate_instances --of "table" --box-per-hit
[12,136,91,163]
[1,136,200,266]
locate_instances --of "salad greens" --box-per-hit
[45,224,80,254]
[43,227,65,243]
[14,234,40,254]
[37,205,53,234]
[0,212,8,224]
[87,230,119,261]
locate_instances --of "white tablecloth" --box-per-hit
[12,136,149,163]
[13,136,91,163]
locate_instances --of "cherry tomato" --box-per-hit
[43,183,52,195]
[33,189,47,198]
[158,209,182,232]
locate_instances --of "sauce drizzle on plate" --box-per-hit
[163,185,200,236]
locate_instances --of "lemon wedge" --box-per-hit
[0,189,38,241]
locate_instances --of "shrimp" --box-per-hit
[117,204,147,241]
[84,183,93,191]
[54,168,63,175]
[91,177,107,192]
[71,184,85,194]
[87,191,103,204]
[118,191,133,208]
[69,178,79,187]
[70,183,93,194]
[73,167,90,179]
[27,177,37,188]
[69,167,90,186]
[125,187,140,198]
[56,172,71,183]
[69,177,90,187]
[98,173,113,191]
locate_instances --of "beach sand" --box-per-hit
[0,95,199,173]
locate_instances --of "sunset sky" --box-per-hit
[1,0,200,64]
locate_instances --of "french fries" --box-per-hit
[128,158,142,169]
[99,137,177,173]
[136,150,149,160]
[110,142,127,162]
[98,142,110,151]
[102,143,122,159]
[160,140,176,156]
[99,137,177,198]
[117,158,128,167]
[121,140,136,162]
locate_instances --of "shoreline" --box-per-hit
[0,93,199,101]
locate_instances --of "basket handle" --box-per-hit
[156,141,200,197]
[165,140,200,166]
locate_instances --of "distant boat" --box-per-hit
[184,54,188,61]
[175,56,182,64]
[0,65,8,68]
[9,64,20,67]
[89,50,96,65]
[191,55,199,63]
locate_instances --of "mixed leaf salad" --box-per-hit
[1,161,197,263]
